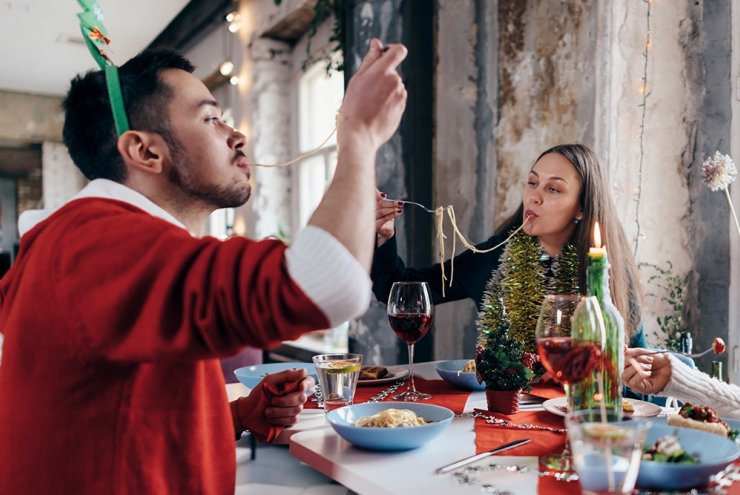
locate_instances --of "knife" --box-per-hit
[435,439,531,474]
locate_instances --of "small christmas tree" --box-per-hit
[475,326,539,392]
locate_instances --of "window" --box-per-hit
[293,59,344,229]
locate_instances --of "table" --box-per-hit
[287,361,542,495]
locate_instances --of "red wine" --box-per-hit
[537,337,602,384]
[388,313,432,344]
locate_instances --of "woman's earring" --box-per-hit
[575,218,580,224]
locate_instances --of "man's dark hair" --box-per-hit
[62,48,194,181]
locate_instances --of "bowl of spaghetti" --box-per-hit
[326,402,454,451]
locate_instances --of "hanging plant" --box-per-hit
[273,0,346,74]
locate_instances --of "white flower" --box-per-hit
[701,151,737,191]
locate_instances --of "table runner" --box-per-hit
[305,377,472,413]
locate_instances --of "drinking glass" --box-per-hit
[566,409,649,495]
[387,281,433,401]
[535,294,605,471]
[312,353,363,412]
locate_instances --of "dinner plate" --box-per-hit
[357,366,409,386]
[542,397,661,418]
[233,362,317,389]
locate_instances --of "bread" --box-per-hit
[359,366,389,381]
[667,414,729,437]
[666,403,729,437]
[461,360,476,373]
[622,399,635,413]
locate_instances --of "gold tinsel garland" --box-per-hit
[477,231,580,354]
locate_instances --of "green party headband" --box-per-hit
[76,0,130,135]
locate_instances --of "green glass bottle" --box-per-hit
[571,239,625,414]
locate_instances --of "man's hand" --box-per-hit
[261,368,315,426]
[623,348,671,395]
[339,38,408,151]
[375,190,402,246]
[230,368,315,440]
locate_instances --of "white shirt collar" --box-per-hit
[73,179,189,231]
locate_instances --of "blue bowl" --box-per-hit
[637,422,740,490]
[326,402,454,451]
[435,359,486,391]
[234,362,317,389]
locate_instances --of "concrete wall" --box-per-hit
[41,142,86,210]
[0,91,63,144]
[434,0,498,359]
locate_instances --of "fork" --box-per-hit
[382,198,438,214]
[633,338,725,359]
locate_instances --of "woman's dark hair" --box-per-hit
[495,144,643,337]
[62,48,194,182]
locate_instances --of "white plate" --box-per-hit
[357,366,409,386]
[542,396,662,418]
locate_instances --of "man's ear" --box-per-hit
[116,130,168,175]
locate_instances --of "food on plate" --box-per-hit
[563,398,634,414]
[667,403,734,438]
[355,408,430,428]
[460,360,476,373]
[642,433,700,463]
[713,337,727,355]
[358,366,389,381]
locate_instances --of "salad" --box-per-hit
[642,433,700,464]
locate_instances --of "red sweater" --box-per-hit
[0,198,329,494]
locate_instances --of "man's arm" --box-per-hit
[308,39,408,272]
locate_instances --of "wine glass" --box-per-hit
[387,281,433,401]
[535,294,605,472]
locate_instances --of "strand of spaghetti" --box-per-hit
[438,207,530,294]
[251,126,336,168]
[446,207,529,254]
[435,207,447,297]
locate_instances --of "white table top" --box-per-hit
[286,361,542,495]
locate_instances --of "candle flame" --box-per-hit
[593,222,602,248]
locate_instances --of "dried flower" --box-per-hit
[701,151,740,240]
[701,151,737,191]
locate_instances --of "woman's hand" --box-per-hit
[623,348,671,395]
[376,190,403,246]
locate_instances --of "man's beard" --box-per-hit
[165,133,251,209]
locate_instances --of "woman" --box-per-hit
[372,143,648,349]
[624,349,740,418]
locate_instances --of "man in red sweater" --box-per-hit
[0,40,407,493]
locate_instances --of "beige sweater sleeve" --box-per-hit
[662,354,740,419]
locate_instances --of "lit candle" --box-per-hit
[589,222,607,259]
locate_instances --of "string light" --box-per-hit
[219,61,234,76]
[229,76,239,86]
[226,11,241,33]
[633,0,651,257]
